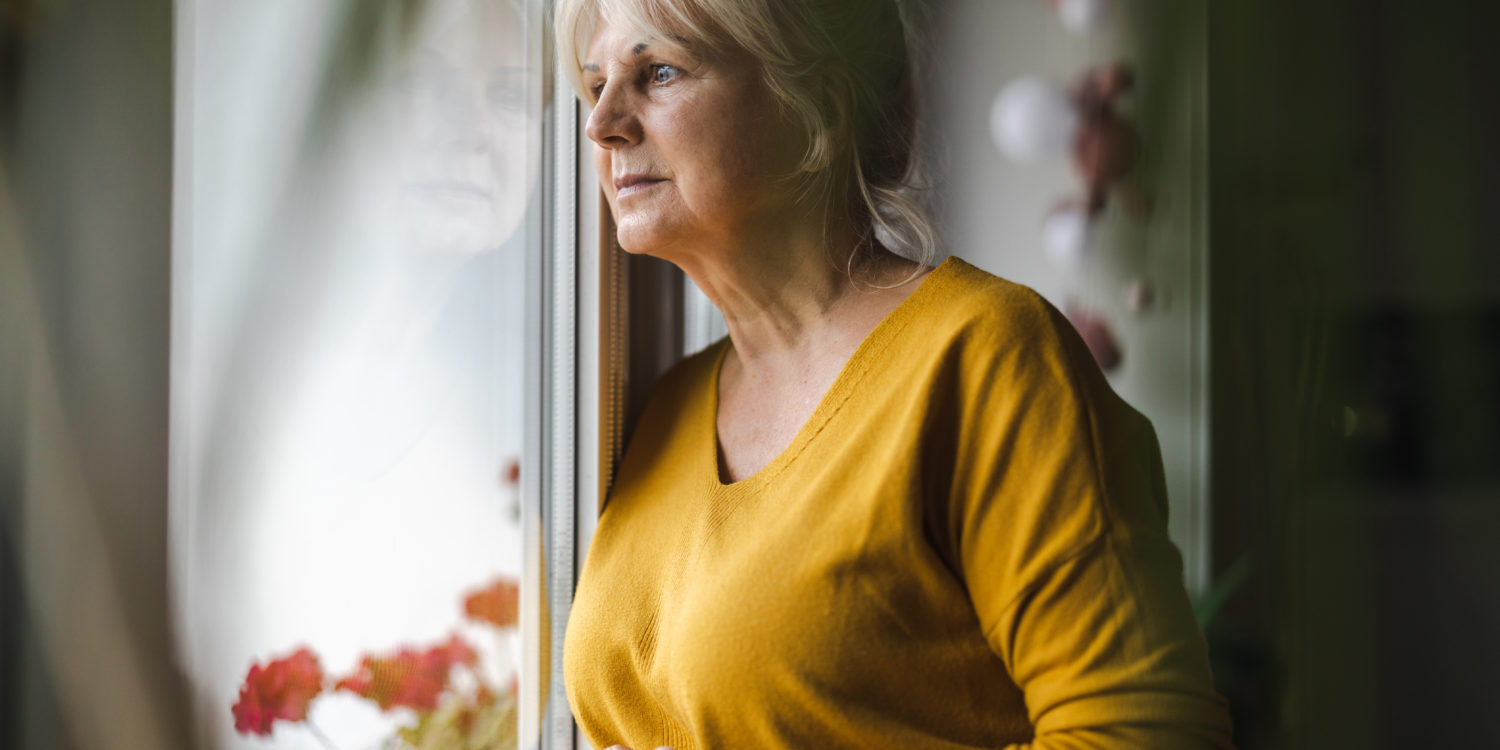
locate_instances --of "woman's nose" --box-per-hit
[584,83,640,149]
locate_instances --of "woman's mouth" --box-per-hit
[614,175,666,199]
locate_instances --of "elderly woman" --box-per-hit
[556,0,1234,748]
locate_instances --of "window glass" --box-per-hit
[174,1,539,747]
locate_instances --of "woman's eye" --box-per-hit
[488,81,524,116]
[650,64,679,85]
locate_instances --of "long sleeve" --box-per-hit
[988,524,1233,749]
[946,295,1234,749]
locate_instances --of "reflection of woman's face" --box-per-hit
[392,0,533,256]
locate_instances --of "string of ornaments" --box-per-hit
[987,0,1157,373]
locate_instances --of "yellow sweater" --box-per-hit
[564,258,1233,749]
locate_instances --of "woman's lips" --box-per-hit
[615,176,666,199]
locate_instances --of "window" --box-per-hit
[172,1,566,747]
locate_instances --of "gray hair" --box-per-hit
[555,0,940,271]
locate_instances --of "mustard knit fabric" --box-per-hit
[564,258,1233,749]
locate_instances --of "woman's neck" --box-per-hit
[672,221,927,377]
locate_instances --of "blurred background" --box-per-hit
[3,0,1497,748]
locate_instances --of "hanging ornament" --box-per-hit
[990,76,1079,163]
[1051,0,1110,34]
[1124,277,1156,315]
[1116,181,1155,220]
[1042,201,1094,266]
[1066,304,1123,372]
[1078,60,1135,102]
[1071,62,1139,210]
[1074,115,1136,201]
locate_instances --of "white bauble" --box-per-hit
[990,76,1078,163]
[1057,0,1109,34]
[1043,203,1093,266]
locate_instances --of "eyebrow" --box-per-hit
[583,40,657,74]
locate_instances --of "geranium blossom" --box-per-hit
[463,577,520,627]
[231,647,325,736]
[335,634,478,712]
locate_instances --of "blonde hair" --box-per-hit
[555,0,940,271]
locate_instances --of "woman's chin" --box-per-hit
[612,219,670,257]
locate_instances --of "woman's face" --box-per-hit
[581,18,804,261]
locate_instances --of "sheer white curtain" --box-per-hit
[174,1,537,747]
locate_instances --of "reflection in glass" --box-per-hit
[174,1,536,747]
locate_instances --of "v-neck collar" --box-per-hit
[703,256,960,492]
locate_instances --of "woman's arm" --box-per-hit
[946,296,1233,749]
[984,513,1233,748]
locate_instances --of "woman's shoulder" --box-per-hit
[921,257,1066,333]
[626,337,726,439]
[611,339,726,495]
[656,337,727,394]
[918,260,1169,576]
[906,258,1154,478]
[907,257,1095,388]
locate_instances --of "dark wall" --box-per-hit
[1208,1,1500,748]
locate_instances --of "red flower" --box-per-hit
[335,634,478,712]
[463,577,520,627]
[232,647,325,736]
